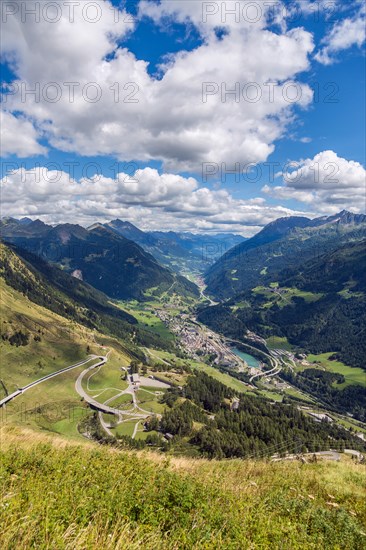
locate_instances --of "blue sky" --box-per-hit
[1,0,365,233]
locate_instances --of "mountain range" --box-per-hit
[103,219,246,273]
[0,242,177,355]
[1,211,365,450]
[0,218,199,301]
[2,210,365,307]
[205,210,366,299]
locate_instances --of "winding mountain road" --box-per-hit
[249,365,281,383]
[0,356,103,408]
[74,361,156,421]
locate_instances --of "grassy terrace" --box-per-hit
[0,278,134,439]
[1,425,365,549]
[113,421,138,437]
[0,342,132,441]
[192,362,251,393]
[282,386,316,403]
[118,302,176,341]
[306,353,366,388]
[1,365,92,441]
[252,286,323,308]
[136,388,166,414]
[83,355,129,394]
[0,281,98,398]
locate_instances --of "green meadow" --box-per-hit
[307,353,366,388]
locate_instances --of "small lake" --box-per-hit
[231,347,259,368]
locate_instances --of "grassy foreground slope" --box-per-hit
[1,426,365,550]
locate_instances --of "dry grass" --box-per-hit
[1,424,365,549]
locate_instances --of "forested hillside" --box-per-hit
[205,211,366,299]
[0,219,199,300]
[158,372,365,459]
[200,240,366,369]
[0,243,174,353]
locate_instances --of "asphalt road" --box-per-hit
[0,356,103,408]
[74,361,148,419]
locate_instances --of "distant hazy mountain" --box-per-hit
[105,220,152,244]
[205,210,366,299]
[105,219,246,273]
[18,217,33,225]
[0,219,198,300]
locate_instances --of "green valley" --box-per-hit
[1,212,366,549]
[2,1,366,545]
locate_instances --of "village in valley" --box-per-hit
[155,308,250,371]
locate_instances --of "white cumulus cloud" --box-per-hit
[1,166,308,234]
[315,6,366,64]
[1,0,314,170]
[263,150,366,213]
[0,110,47,157]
